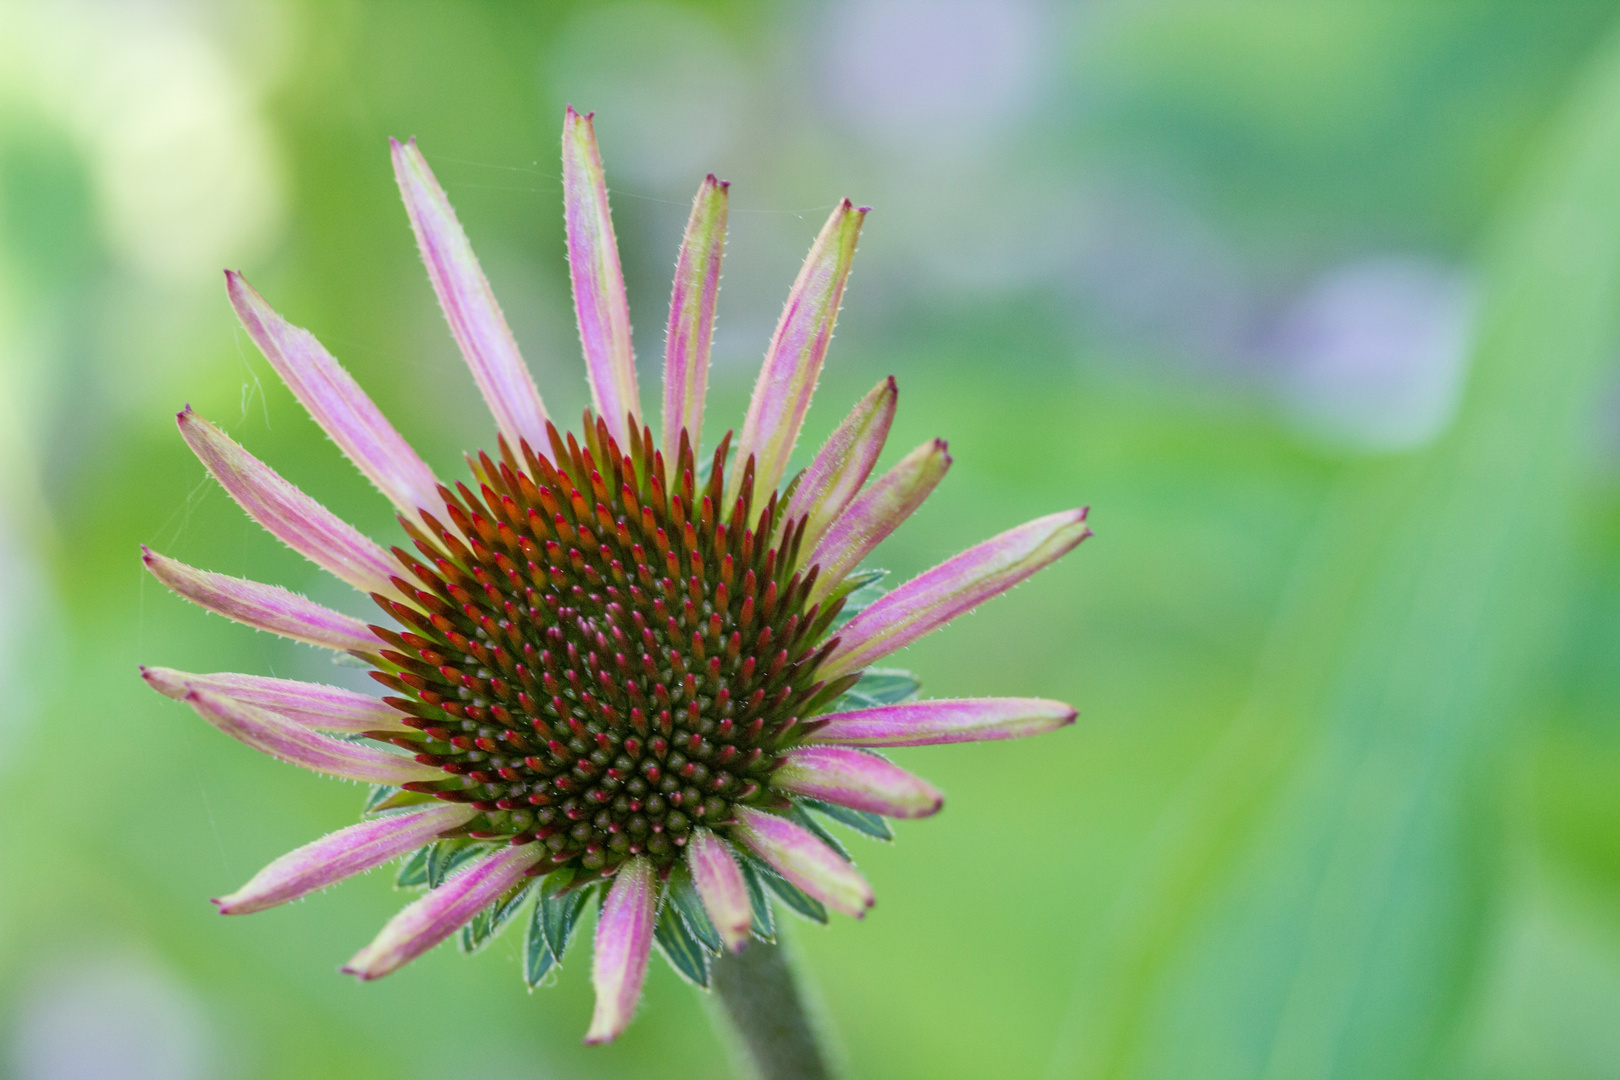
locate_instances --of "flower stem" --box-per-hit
[711,939,834,1080]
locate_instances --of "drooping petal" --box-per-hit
[819,508,1091,679]
[686,829,751,954]
[140,666,412,734]
[728,200,868,505]
[142,547,381,655]
[731,806,873,918]
[343,845,544,980]
[391,137,550,453]
[812,697,1078,747]
[586,856,657,1045]
[806,438,950,603]
[179,687,442,785]
[782,376,897,554]
[774,746,943,819]
[661,174,728,465]
[563,106,639,447]
[176,407,402,598]
[225,272,440,518]
[214,803,478,915]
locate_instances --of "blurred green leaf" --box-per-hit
[1065,20,1620,1079]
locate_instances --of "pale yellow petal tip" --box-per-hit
[583,1008,627,1046]
[138,665,185,699]
[339,957,381,982]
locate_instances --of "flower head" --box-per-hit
[142,108,1088,1044]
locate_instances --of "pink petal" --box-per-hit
[782,376,897,556]
[819,509,1091,679]
[806,438,950,604]
[179,687,442,785]
[563,107,640,447]
[177,407,402,598]
[775,746,942,819]
[214,803,477,915]
[225,271,440,518]
[344,845,544,980]
[686,829,751,954]
[729,200,868,505]
[661,174,729,466]
[142,547,381,655]
[392,138,550,453]
[731,806,873,918]
[812,697,1078,747]
[140,666,411,734]
[586,856,657,1045]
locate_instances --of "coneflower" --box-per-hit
[141,107,1088,1051]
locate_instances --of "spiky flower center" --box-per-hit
[367,413,855,878]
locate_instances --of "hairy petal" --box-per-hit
[783,376,897,555]
[343,845,544,980]
[225,271,440,517]
[806,437,950,603]
[813,697,1078,747]
[140,666,411,734]
[177,407,401,598]
[214,803,478,915]
[820,509,1091,679]
[179,687,441,785]
[586,856,657,1045]
[774,746,942,819]
[731,806,874,918]
[142,547,381,655]
[563,106,639,447]
[729,200,867,504]
[661,174,729,465]
[686,829,751,954]
[392,138,549,453]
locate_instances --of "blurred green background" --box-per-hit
[4,1,1620,1077]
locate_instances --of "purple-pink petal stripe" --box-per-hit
[563,107,640,448]
[140,666,411,734]
[806,438,950,603]
[812,697,1078,747]
[782,376,897,557]
[179,687,442,785]
[392,138,550,453]
[728,200,868,506]
[177,407,401,598]
[731,806,873,918]
[344,845,544,980]
[214,803,478,915]
[819,508,1091,679]
[686,829,751,953]
[774,746,942,819]
[586,856,657,1045]
[225,272,440,518]
[142,547,382,655]
[661,174,729,466]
